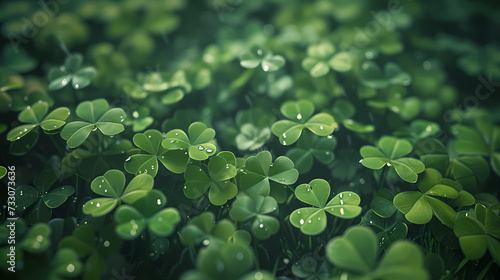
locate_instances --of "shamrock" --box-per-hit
[302,42,353,77]
[124,129,189,176]
[239,151,299,203]
[162,122,217,161]
[359,136,425,183]
[229,195,280,240]
[60,98,126,148]
[290,179,362,235]
[179,212,237,247]
[239,46,285,72]
[183,153,238,205]
[16,168,74,224]
[326,226,429,280]
[286,132,336,174]
[114,190,180,240]
[271,99,337,146]
[7,101,70,141]
[359,61,412,89]
[82,169,154,217]
[393,168,475,227]
[47,53,96,90]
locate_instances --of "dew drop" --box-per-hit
[259,224,264,228]
[132,111,139,118]
[340,208,345,215]
[61,79,68,86]
[299,219,305,225]
[66,264,75,273]
[198,145,204,151]
[206,149,213,153]
[103,240,110,247]
[74,84,80,89]
[157,199,161,205]
[297,113,302,120]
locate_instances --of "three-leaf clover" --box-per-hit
[451,123,500,176]
[286,132,336,174]
[229,195,280,240]
[114,190,180,240]
[239,46,285,72]
[16,168,74,224]
[326,226,429,280]
[82,169,154,217]
[61,98,126,148]
[359,61,412,89]
[162,122,217,161]
[454,203,500,263]
[124,129,189,176]
[7,101,70,141]
[302,42,353,77]
[271,100,337,146]
[290,179,362,235]
[360,136,425,183]
[239,151,299,203]
[183,154,238,205]
[179,212,236,247]
[393,168,475,227]
[235,123,271,151]
[361,210,408,250]
[47,53,96,90]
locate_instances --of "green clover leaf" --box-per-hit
[125,129,189,176]
[239,46,285,72]
[7,101,70,141]
[60,98,126,148]
[272,100,337,146]
[179,212,236,247]
[393,168,475,227]
[236,123,271,151]
[114,190,180,240]
[140,70,191,104]
[360,136,425,183]
[326,226,429,280]
[331,99,374,133]
[454,203,500,263]
[452,123,500,176]
[359,61,412,89]
[184,154,238,206]
[302,42,353,77]
[360,210,408,250]
[50,248,83,279]
[286,132,336,174]
[16,168,74,224]
[290,179,362,235]
[123,106,154,132]
[82,169,153,217]
[48,53,96,90]
[163,122,217,161]
[0,166,6,179]
[229,195,279,240]
[239,151,299,203]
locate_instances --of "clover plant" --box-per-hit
[272,100,337,146]
[290,179,362,235]
[229,195,279,240]
[163,122,217,161]
[61,98,126,148]
[360,136,425,183]
[240,46,285,72]
[47,53,96,90]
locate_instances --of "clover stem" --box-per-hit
[476,259,493,280]
[377,166,388,190]
[253,239,261,270]
[450,257,469,279]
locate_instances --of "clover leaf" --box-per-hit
[229,195,279,240]
[50,248,83,279]
[393,168,475,227]
[181,242,254,280]
[163,122,217,161]
[60,98,126,148]
[125,129,189,176]
[0,166,6,179]
[331,99,374,133]
[394,120,440,142]
[302,42,353,77]
[16,168,74,224]
[360,136,425,183]
[114,190,180,240]
[123,106,154,132]
[290,179,362,235]
[360,210,408,250]
[451,123,500,176]
[236,123,271,151]
[416,138,489,192]
[291,254,332,280]
[271,100,337,146]
[140,70,191,104]
[82,169,153,217]
[286,132,336,174]
[326,226,428,280]
[454,203,500,263]
[7,101,70,141]
[239,151,299,203]
[371,188,397,218]
[359,61,412,89]
[179,212,236,247]
[184,154,238,205]
[239,46,285,72]
[47,53,96,90]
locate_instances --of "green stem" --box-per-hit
[475,259,493,280]
[49,135,63,155]
[450,257,469,279]
[253,239,260,270]
[378,166,388,191]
